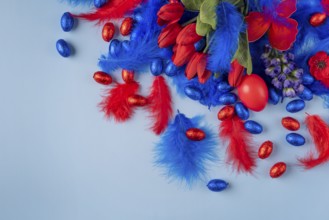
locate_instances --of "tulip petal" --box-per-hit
[268,17,298,51]
[173,44,195,66]
[276,0,297,18]
[176,23,203,45]
[197,54,211,84]
[246,12,271,42]
[186,53,202,80]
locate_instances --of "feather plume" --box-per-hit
[148,76,173,135]
[61,0,93,6]
[299,114,329,169]
[75,0,144,23]
[99,0,170,73]
[99,82,139,122]
[155,112,218,185]
[207,2,244,73]
[219,116,256,173]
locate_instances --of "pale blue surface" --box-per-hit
[1,1,329,220]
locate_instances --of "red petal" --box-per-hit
[176,23,203,45]
[186,53,202,80]
[268,18,298,51]
[276,0,297,18]
[322,0,329,15]
[172,44,195,66]
[197,54,211,84]
[246,12,271,42]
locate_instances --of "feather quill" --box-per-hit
[99,82,139,122]
[155,112,218,185]
[207,2,244,73]
[299,114,329,169]
[219,116,256,173]
[148,76,173,135]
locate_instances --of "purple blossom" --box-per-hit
[283,88,296,98]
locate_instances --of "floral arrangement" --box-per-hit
[56,0,329,191]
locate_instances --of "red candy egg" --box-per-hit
[102,22,115,42]
[127,95,148,107]
[237,74,269,112]
[122,69,135,83]
[270,162,287,178]
[93,71,112,85]
[120,17,134,36]
[258,141,273,159]
[310,13,327,27]
[281,117,300,131]
[186,128,206,141]
[217,106,235,121]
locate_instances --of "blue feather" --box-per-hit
[155,112,218,186]
[207,2,244,73]
[98,0,169,73]
[61,0,93,6]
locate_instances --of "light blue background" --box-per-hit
[1,1,329,220]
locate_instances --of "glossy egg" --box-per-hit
[310,12,327,27]
[286,99,305,113]
[218,106,235,121]
[120,17,134,36]
[258,141,273,159]
[302,74,315,85]
[238,74,269,112]
[127,95,148,107]
[268,87,280,105]
[186,128,206,141]
[298,87,313,101]
[286,133,305,146]
[93,71,112,85]
[56,39,71,58]
[150,59,163,76]
[109,39,121,57]
[165,62,178,76]
[184,86,203,101]
[207,179,229,192]
[102,22,115,42]
[218,93,237,105]
[235,102,249,120]
[61,12,74,32]
[281,117,300,131]
[122,69,135,83]
[270,162,287,178]
[244,120,263,134]
[194,38,206,51]
[217,81,233,93]
[94,0,107,8]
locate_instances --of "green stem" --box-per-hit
[182,16,198,27]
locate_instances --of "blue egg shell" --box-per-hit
[184,85,203,100]
[94,0,107,8]
[286,133,305,146]
[286,99,305,113]
[217,81,233,93]
[56,39,71,58]
[302,74,315,85]
[298,87,313,101]
[165,62,178,76]
[194,38,206,51]
[268,87,280,105]
[207,179,229,192]
[150,59,163,76]
[218,93,237,105]
[235,102,249,120]
[61,12,74,32]
[244,120,263,134]
[109,39,121,57]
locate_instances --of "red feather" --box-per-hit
[219,116,256,173]
[148,76,173,135]
[100,82,139,122]
[299,114,329,169]
[75,0,144,23]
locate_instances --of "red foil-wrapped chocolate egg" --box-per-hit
[120,17,134,36]
[122,69,135,83]
[270,162,287,178]
[93,71,112,85]
[127,95,148,107]
[258,141,273,159]
[281,117,300,131]
[102,22,115,42]
[186,128,206,141]
[310,13,327,27]
[217,106,235,121]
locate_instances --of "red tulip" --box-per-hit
[185,52,211,83]
[157,3,185,26]
[197,54,211,84]
[228,59,245,87]
[176,23,203,45]
[172,44,195,66]
[158,23,182,48]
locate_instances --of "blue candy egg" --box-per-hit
[286,99,305,113]
[56,39,71,58]
[286,133,305,146]
[235,102,249,120]
[165,62,178,76]
[268,87,280,105]
[121,40,130,52]
[207,179,229,192]
[217,81,233,93]
[150,59,163,76]
[244,120,263,134]
[109,39,121,57]
[218,93,237,105]
[94,0,107,8]
[61,12,74,32]
[298,87,313,101]
[194,38,206,51]
[302,74,315,85]
[184,85,203,100]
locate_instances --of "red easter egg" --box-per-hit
[237,74,269,112]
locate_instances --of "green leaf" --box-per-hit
[181,0,205,11]
[199,0,219,29]
[196,15,212,36]
[233,33,253,75]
